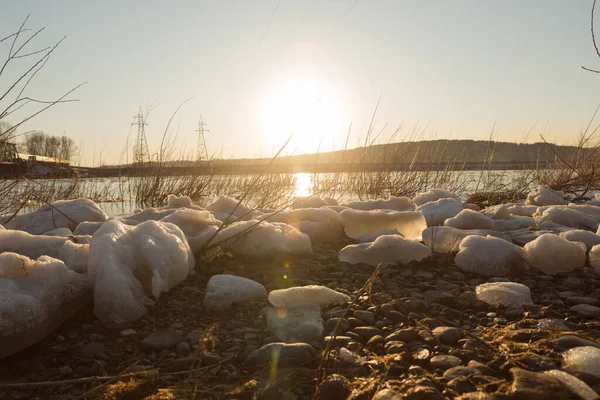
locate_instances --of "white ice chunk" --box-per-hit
[206,195,251,218]
[0,253,90,358]
[203,274,267,311]
[160,209,220,237]
[423,226,511,253]
[444,209,495,230]
[562,346,600,381]
[413,188,461,206]
[266,208,342,243]
[589,244,600,269]
[526,185,566,206]
[3,199,107,235]
[343,196,415,211]
[269,285,350,308]
[73,221,105,236]
[534,206,599,230]
[544,370,599,400]
[266,304,324,347]
[475,282,533,307]
[213,220,312,257]
[88,220,194,324]
[559,230,600,252]
[454,235,526,276]
[358,229,402,243]
[339,235,431,266]
[292,196,327,209]
[339,209,426,241]
[0,229,89,272]
[493,216,536,231]
[568,203,600,220]
[187,225,220,255]
[43,228,73,237]
[417,198,463,226]
[523,234,586,275]
[325,205,349,214]
[123,207,176,224]
[506,204,538,217]
[167,194,192,208]
[481,204,511,220]
[505,228,553,246]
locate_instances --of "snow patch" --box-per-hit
[523,234,586,275]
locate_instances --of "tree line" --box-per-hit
[21,131,78,161]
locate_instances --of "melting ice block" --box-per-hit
[534,206,598,230]
[203,274,266,311]
[559,230,600,252]
[206,195,251,218]
[523,234,586,275]
[213,220,312,256]
[481,204,512,220]
[0,229,89,272]
[455,235,526,276]
[413,189,461,206]
[88,220,194,324]
[74,221,106,236]
[589,244,600,269]
[339,235,431,266]
[562,346,600,382]
[160,209,220,237]
[124,208,176,224]
[266,208,342,243]
[339,209,426,241]
[0,253,91,358]
[493,216,535,231]
[417,198,463,226]
[444,209,495,230]
[3,198,107,235]
[568,203,600,220]
[506,204,538,217]
[422,226,511,253]
[43,228,73,237]
[526,185,566,206]
[475,282,533,307]
[343,196,415,211]
[166,194,193,208]
[268,285,350,308]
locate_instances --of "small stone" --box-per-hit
[316,374,352,400]
[186,329,204,344]
[386,311,407,324]
[385,328,419,342]
[556,335,600,350]
[81,341,105,355]
[430,355,461,370]
[404,386,443,400]
[324,336,353,346]
[570,304,600,319]
[566,296,600,306]
[385,341,407,355]
[202,352,222,366]
[324,317,350,333]
[58,366,73,375]
[175,342,191,356]
[353,326,382,340]
[353,310,375,325]
[432,327,464,345]
[141,330,184,351]
[412,347,431,361]
[119,329,137,337]
[510,367,572,399]
[443,366,481,380]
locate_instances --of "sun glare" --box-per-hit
[262,77,343,153]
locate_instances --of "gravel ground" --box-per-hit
[0,239,599,399]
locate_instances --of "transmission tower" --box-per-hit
[132,106,150,165]
[196,115,209,165]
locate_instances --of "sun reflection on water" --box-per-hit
[293,173,313,197]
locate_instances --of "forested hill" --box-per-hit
[209,140,582,166]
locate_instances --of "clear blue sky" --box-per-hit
[2,1,600,166]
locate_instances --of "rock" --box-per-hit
[266,305,324,347]
[338,347,363,364]
[119,329,137,337]
[81,341,105,355]
[203,274,267,311]
[316,374,352,400]
[58,366,73,375]
[566,296,600,306]
[432,327,464,345]
[324,317,350,334]
[545,370,599,400]
[443,366,481,380]
[510,367,572,399]
[430,355,461,370]
[475,282,533,307]
[385,328,420,342]
[353,326,382,340]
[456,393,496,400]
[175,342,191,356]
[385,341,408,355]
[423,291,455,306]
[372,388,402,400]
[141,330,184,351]
[562,346,600,382]
[557,335,600,350]
[353,310,375,325]
[570,304,600,319]
[245,343,315,368]
[404,386,444,400]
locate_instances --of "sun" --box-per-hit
[262,77,343,153]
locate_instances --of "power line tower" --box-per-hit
[196,115,209,165]
[132,106,150,165]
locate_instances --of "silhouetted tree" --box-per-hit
[22,131,77,160]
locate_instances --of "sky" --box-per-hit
[2,0,600,166]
